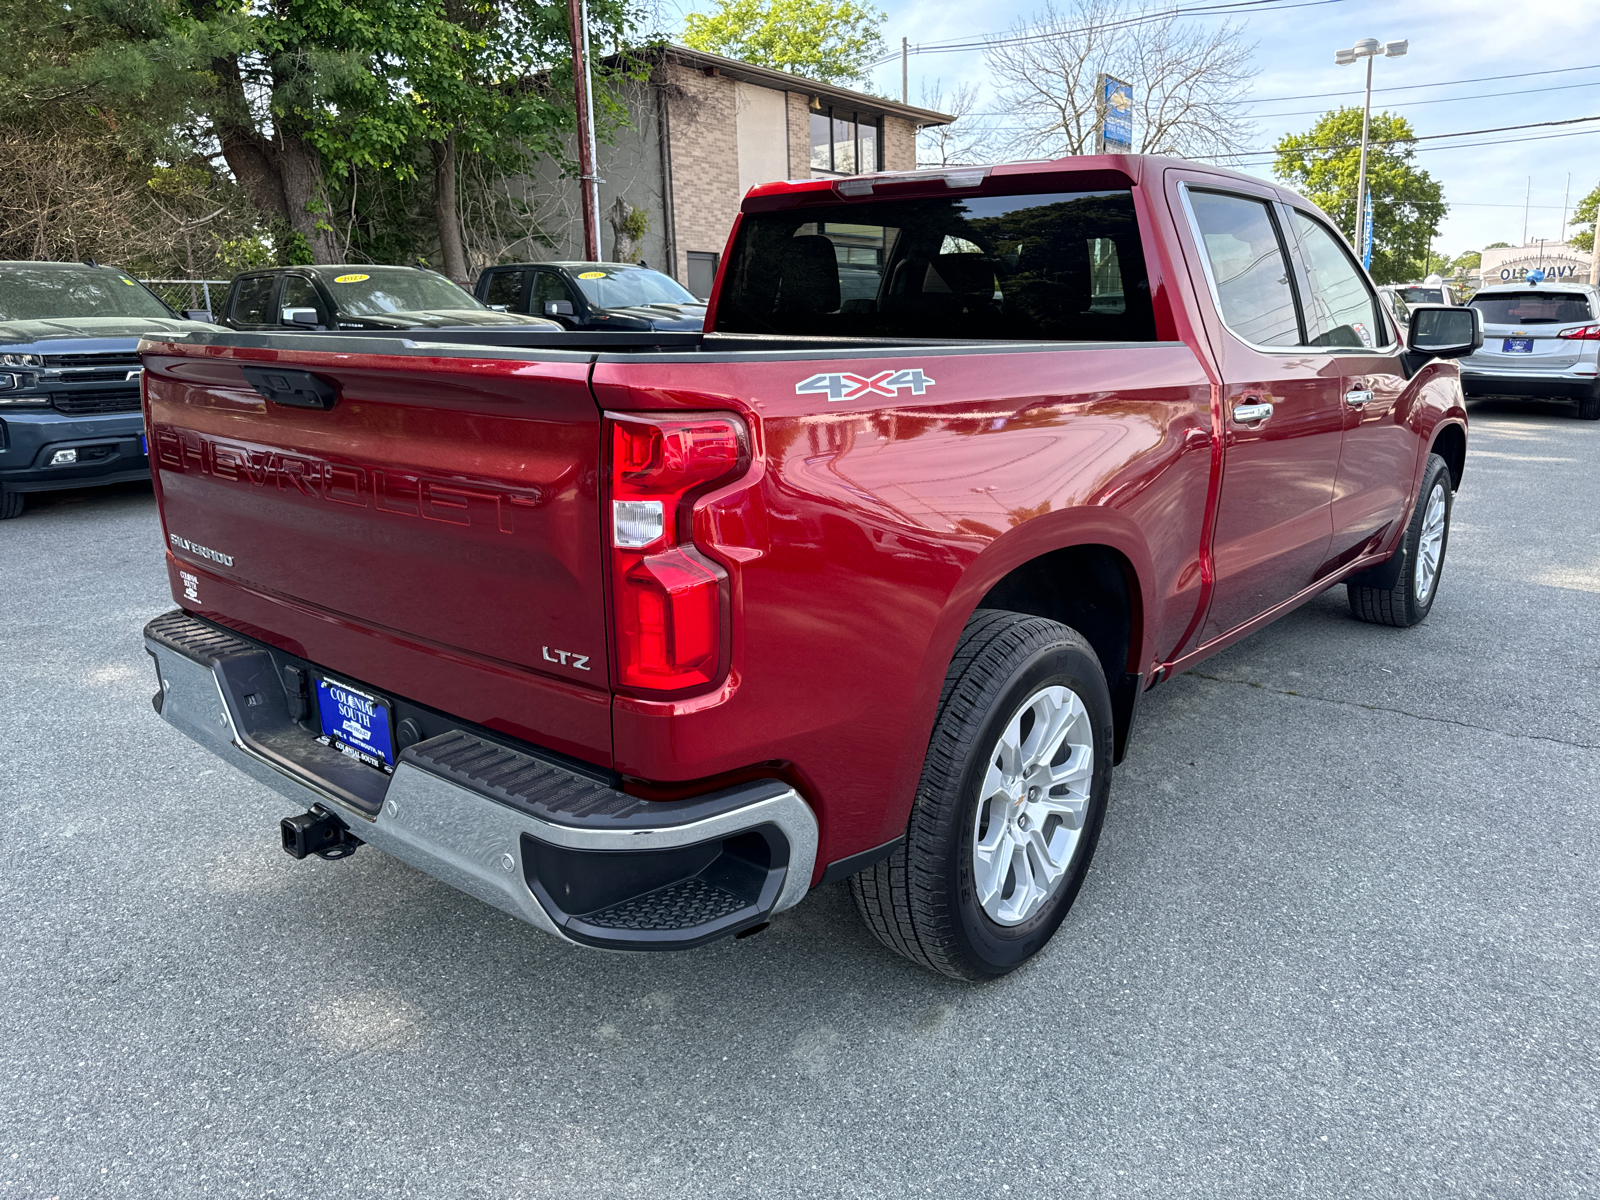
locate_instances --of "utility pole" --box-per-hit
[567,0,601,260]
[1335,38,1405,254]
[901,38,908,106]
[1560,172,1571,242]
[1522,176,1531,245]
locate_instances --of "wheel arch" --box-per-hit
[1429,420,1467,490]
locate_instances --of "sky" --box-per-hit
[661,0,1600,256]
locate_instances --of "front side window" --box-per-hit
[0,266,175,322]
[532,271,576,307]
[1292,210,1382,348]
[279,276,328,324]
[324,268,483,316]
[1187,190,1300,348]
[483,270,527,309]
[717,188,1156,341]
[1469,291,1594,325]
[231,276,277,325]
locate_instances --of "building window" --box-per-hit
[686,251,720,299]
[809,108,883,175]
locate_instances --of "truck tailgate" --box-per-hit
[141,340,613,765]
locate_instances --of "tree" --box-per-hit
[681,0,885,86]
[1570,180,1599,253]
[917,80,995,168]
[1274,108,1446,286]
[983,0,1257,161]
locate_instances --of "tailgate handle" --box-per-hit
[240,366,338,410]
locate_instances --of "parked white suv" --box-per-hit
[1460,283,1600,420]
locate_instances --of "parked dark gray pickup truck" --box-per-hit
[0,261,217,519]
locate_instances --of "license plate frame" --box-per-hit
[1503,337,1534,353]
[314,676,396,772]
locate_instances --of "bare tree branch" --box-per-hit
[984,0,1258,161]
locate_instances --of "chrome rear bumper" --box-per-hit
[144,611,818,949]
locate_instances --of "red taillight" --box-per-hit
[607,413,746,691]
[1557,324,1600,340]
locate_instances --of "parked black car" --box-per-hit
[475,262,707,331]
[218,265,562,332]
[0,261,219,520]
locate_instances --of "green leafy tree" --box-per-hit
[682,0,885,85]
[0,0,633,270]
[1273,108,1447,285]
[1570,180,1599,253]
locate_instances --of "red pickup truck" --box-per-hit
[139,156,1479,979]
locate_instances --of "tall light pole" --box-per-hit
[1335,37,1407,261]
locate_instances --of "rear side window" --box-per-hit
[1291,211,1383,348]
[717,189,1157,341]
[1187,191,1299,347]
[1469,291,1593,325]
[484,270,527,310]
[231,276,276,325]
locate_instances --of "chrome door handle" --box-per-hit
[1345,389,1374,407]
[1232,401,1274,424]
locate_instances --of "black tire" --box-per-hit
[1578,388,1600,421]
[1347,453,1453,628]
[0,488,23,520]
[850,610,1115,980]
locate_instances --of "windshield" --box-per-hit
[1397,287,1445,305]
[716,189,1157,341]
[571,268,699,309]
[0,266,174,322]
[1469,291,1593,325]
[323,269,483,316]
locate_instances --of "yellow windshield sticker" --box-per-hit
[120,276,137,285]
[577,271,608,279]
[334,273,370,283]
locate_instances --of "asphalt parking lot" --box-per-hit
[3,400,1597,1199]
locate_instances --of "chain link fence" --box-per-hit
[141,279,230,320]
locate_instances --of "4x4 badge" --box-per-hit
[795,368,935,402]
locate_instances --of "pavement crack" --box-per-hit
[1184,671,1600,751]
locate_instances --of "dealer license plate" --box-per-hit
[1503,338,1533,353]
[314,676,395,771]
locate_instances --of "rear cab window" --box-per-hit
[1469,292,1594,325]
[717,188,1157,341]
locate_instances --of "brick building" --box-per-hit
[511,45,952,296]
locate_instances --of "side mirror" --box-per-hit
[1402,304,1482,376]
[282,307,322,328]
[543,300,575,317]
[183,309,212,322]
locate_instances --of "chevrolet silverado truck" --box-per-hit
[137,156,1480,980]
[0,261,218,519]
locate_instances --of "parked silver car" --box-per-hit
[1459,282,1600,420]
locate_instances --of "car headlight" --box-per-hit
[0,353,44,368]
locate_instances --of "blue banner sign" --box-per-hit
[1362,192,1374,270]
[1100,76,1133,151]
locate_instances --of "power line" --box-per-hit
[1247,78,1600,122]
[871,0,1344,65]
[1202,114,1600,159]
[1203,121,1600,165]
[1242,61,1600,105]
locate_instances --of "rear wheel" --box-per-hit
[1577,387,1600,421]
[849,610,1114,980]
[1348,453,1452,628]
[0,488,23,520]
